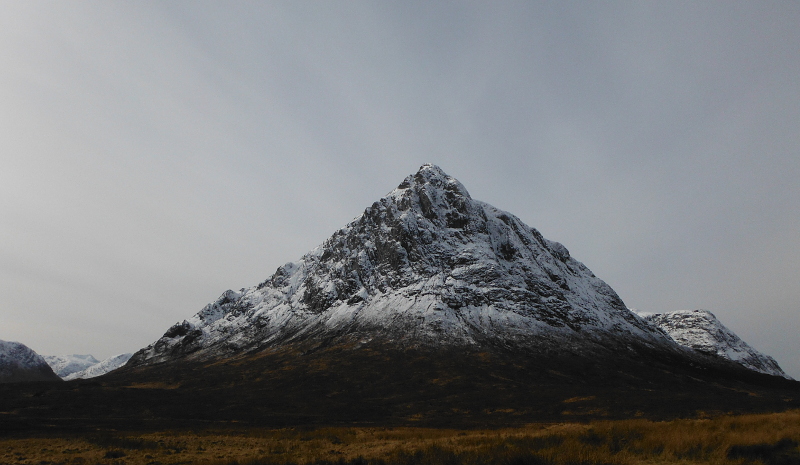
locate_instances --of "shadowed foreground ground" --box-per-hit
[1,344,798,435]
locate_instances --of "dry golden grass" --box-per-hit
[1,410,798,465]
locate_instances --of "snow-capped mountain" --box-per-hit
[130,164,680,366]
[6,165,792,429]
[642,310,790,379]
[0,340,61,383]
[43,354,100,379]
[63,353,133,380]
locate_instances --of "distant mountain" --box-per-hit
[641,310,790,379]
[130,164,679,366]
[0,340,61,383]
[63,353,133,380]
[43,354,99,378]
[44,353,133,380]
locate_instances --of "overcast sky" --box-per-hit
[1,1,798,378]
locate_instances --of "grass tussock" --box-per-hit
[1,410,799,465]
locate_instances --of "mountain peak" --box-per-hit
[395,164,469,195]
[412,163,452,181]
[130,166,674,365]
[387,164,472,225]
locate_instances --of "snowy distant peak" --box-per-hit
[64,353,133,380]
[44,353,134,381]
[130,165,675,366]
[643,310,790,379]
[0,340,61,383]
[43,354,100,378]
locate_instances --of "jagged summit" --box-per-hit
[643,310,790,379]
[129,165,678,365]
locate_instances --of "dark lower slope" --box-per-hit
[0,364,61,384]
[1,340,798,434]
[0,340,62,384]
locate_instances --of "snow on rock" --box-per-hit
[130,164,680,366]
[43,354,100,379]
[643,310,791,379]
[0,340,61,383]
[63,353,133,380]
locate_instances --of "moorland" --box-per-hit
[2,410,799,465]
[2,345,800,464]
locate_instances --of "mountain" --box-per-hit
[130,164,680,366]
[0,340,61,383]
[63,353,133,380]
[642,310,790,379]
[43,354,99,379]
[2,165,797,430]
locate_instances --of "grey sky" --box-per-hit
[1,2,798,377]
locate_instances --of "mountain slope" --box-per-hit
[0,340,61,383]
[642,310,790,379]
[130,164,677,366]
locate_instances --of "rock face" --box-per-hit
[642,310,790,379]
[131,164,678,366]
[63,353,133,381]
[43,354,100,379]
[0,340,61,383]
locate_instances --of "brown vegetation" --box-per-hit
[2,410,799,465]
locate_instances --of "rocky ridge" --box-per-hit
[642,310,790,379]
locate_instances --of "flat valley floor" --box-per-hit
[2,410,799,465]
